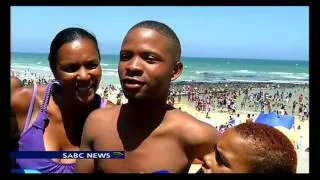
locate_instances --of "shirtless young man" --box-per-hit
[76,20,219,173]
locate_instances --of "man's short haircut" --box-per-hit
[235,123,297,173]
[129,20,181,60]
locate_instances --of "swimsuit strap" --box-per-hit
[22,83,38,133]
[40,82,54,113]
[101,98,107,108]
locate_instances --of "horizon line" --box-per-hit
[11,51,309,62]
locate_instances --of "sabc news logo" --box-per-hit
[11,151,125,159]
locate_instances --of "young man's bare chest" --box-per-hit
[93,128,190,173]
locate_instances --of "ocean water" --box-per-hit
[11,52,309,86]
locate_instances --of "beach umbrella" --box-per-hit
[255,112,295,129]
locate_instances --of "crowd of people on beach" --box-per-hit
[11,21,303,174]
[11,70,54,87]
[168,82,309,118]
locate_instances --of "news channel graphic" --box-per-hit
[11,151,125,159]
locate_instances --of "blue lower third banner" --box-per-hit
[11,151,125,159]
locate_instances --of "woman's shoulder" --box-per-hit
[11,86,34,109]
[12,84,50,111]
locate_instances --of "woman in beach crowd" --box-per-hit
[303,105,308,121]
[76,20,219,173]
[292,100,297,115]
[11,27,114,173]
[200,123,297,173]
[298,105,303,121]
[233,114,241,126]
[298,94,304,105]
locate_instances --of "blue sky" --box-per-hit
[11,6,309,60]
